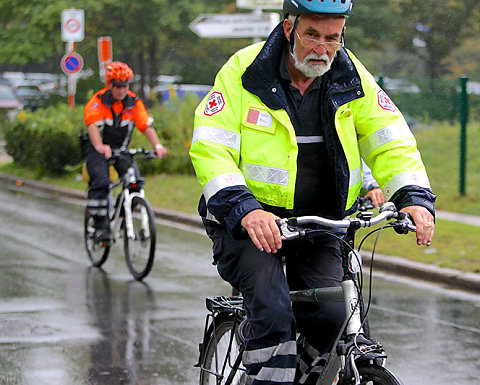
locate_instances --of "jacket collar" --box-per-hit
[98,89,136,110]
[242,23,363,110]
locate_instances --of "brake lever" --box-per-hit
[394,212,417,235]
[276,219,304,240]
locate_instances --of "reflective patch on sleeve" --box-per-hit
[384,172,431,199]
[204,172,247,203]
[377,90,397,112]
[359,122,413,158]
[192,126,241,151]
[204,91,225,116]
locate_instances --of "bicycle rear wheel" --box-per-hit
[200,316,247,385]
[84,207,110,267]
[124,196,156,280]
[358,365,403,385]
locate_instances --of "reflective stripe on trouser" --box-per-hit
[87,199,108,216]
[213,229,297,384]
[211,226,345,385]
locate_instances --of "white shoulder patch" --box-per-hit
[204,91,225,116]
[377,90,397,112]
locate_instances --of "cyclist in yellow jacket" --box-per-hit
[190,1,435,383]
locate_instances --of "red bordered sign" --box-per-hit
[60,52,84,75]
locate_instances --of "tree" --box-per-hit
[0,0,66,66]
[0,0,245,95]
[389,0,480,83]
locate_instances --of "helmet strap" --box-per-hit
[288,15,300,54]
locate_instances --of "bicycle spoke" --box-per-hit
[84,208,110,267]
[124,196,156,280]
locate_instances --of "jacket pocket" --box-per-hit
[242,106,276,134]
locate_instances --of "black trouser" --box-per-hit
[208,224,346,385]
[85,143,142,216]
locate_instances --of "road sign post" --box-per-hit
[61,9,84,108]
[236,0,283,9]
[97,37,112,84]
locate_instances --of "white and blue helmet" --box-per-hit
[283,0,353,16]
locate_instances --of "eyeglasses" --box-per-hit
[295,30,344,52]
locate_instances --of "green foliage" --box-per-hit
[388,79,480,123]
[133,94,201,175]
[2,94,201,176]
[3,105,85,176]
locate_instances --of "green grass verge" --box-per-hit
[357,217,480,274]
[414,121,480,215]
[0,162,202,215]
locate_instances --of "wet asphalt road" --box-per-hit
[0,185,479,385]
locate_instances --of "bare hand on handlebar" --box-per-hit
[240,209,282,253]
[95,144,112,159]
[400,205,434,246]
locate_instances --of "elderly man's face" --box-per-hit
[284,15,345,78]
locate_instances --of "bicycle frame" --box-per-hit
[109,167,149,242]
[198,205,412,384]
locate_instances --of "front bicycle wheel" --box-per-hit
[124,196,156,280]
[84,207,110,267]
[200,316,247,385]
[358,365,403,385]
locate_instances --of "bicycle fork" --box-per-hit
[123,189,150,240]
[336,278,387,385]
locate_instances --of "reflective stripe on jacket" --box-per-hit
[190,24,433,232]
[84,88,153,148]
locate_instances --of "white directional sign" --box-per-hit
[61,9,84,42]
[190,13,280,38]
[236,0,283,9]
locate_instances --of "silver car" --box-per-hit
[0,83,22,120]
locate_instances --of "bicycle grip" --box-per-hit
[234,219,284,240]
[394,212,416,235]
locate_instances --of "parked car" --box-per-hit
[153,84,211,104]
[0,83,22,120]
[14,82,45,111]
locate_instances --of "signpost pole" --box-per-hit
[66,42,77,109]
[252,7,263,44]
[61,9,85,108]
[97,37,112,85]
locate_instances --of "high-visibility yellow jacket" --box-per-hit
[190,24,435,233]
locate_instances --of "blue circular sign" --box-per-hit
[60,52,84,75]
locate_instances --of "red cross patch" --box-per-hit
[204,91,225,116]
[377,90,397,112]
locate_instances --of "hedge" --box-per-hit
[1,94,202,176]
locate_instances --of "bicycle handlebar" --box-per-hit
[276,202,417,241]
[110,147,157,160]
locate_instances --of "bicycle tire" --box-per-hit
[124,196,156,280]
[84,207,110,267]
[200,316,247,385]
[357,364,403,385]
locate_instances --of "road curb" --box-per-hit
[0,172,204,228]
[2,172,480,294]
[361,252,480,293]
